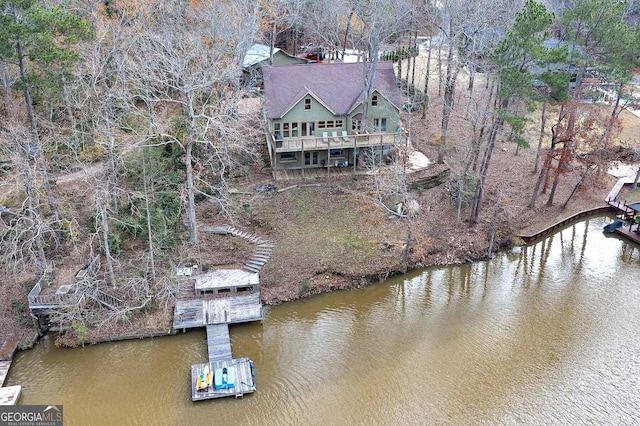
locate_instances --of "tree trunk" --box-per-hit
[185,140,198,245]
[142,158,156,284]
[529,151,553,208]
[397,38,403,93]
[421,34,433,119]
[437,35,444,97]
[22,167,48,273]
[469,120,499,224]
[100,202,116,286]
[106,116,118,213]
[342,9,355,59]
[16,41,61,229]
[410,32,417,90]
[562,178,583,209]
[437,43,460,164]
[533,101,547,174]
[402,219,412,265]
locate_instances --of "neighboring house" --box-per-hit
[263,61,406,174]
[462,25,505,65]
[242,43,308,89]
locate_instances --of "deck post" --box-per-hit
[327,138,331,176]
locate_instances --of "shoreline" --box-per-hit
[24,206,612,349]
[6,174,634,353]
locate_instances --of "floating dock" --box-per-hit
[191,358,255,401]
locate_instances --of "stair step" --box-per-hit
[256,244,275,249]
[251,254,270,261]
[246,260,265,268]
[243,265,260,273]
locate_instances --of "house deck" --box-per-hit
[191,358,255,401]
[273,131,404,153]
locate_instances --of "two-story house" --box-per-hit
[263,61,406,177]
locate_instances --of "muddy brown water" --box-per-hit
[6,216,640,425]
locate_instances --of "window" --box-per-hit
[352,120,361,132]
[274,123,281,140]
[373,118,387,132]
[291,122,299,138]
[372,94,378,106]
[283,123,290,138]
[329,149,344,157]
[280,152,296,162]
[318,120,343,129]
[304,98,311,110]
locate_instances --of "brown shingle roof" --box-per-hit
[264,61,401,119]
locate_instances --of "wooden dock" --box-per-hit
[0,361,10,387]
[173,293,263,330]
[614,223,640,245]
[0,386,21,405]
[0,360,21,405]
[191,358,255,401]
[173,227,265,402]
[206,324,231,363]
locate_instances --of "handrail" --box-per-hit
[518,206,615,243]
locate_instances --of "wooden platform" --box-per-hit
[207,324,232,363]
[173,293,263,330]
[0,386,21,405]
[0,361,10,386]
[614,223,640,245]
[191,358,255,401]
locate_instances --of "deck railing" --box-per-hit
[92,289,123,310]
[28,255,100,310]
[272,131,406,153]
[28,285,83,307]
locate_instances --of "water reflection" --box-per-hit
[6,216,640,425]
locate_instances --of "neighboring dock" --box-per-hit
[174,226,269,401]
[605,176,640,244]
[0,361,21,406]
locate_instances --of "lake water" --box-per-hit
[6,216,640,425]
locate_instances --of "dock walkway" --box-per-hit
[207,324,231,363]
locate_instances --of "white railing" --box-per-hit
[273,131,406,153]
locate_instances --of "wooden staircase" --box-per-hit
[201,226,273,274]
